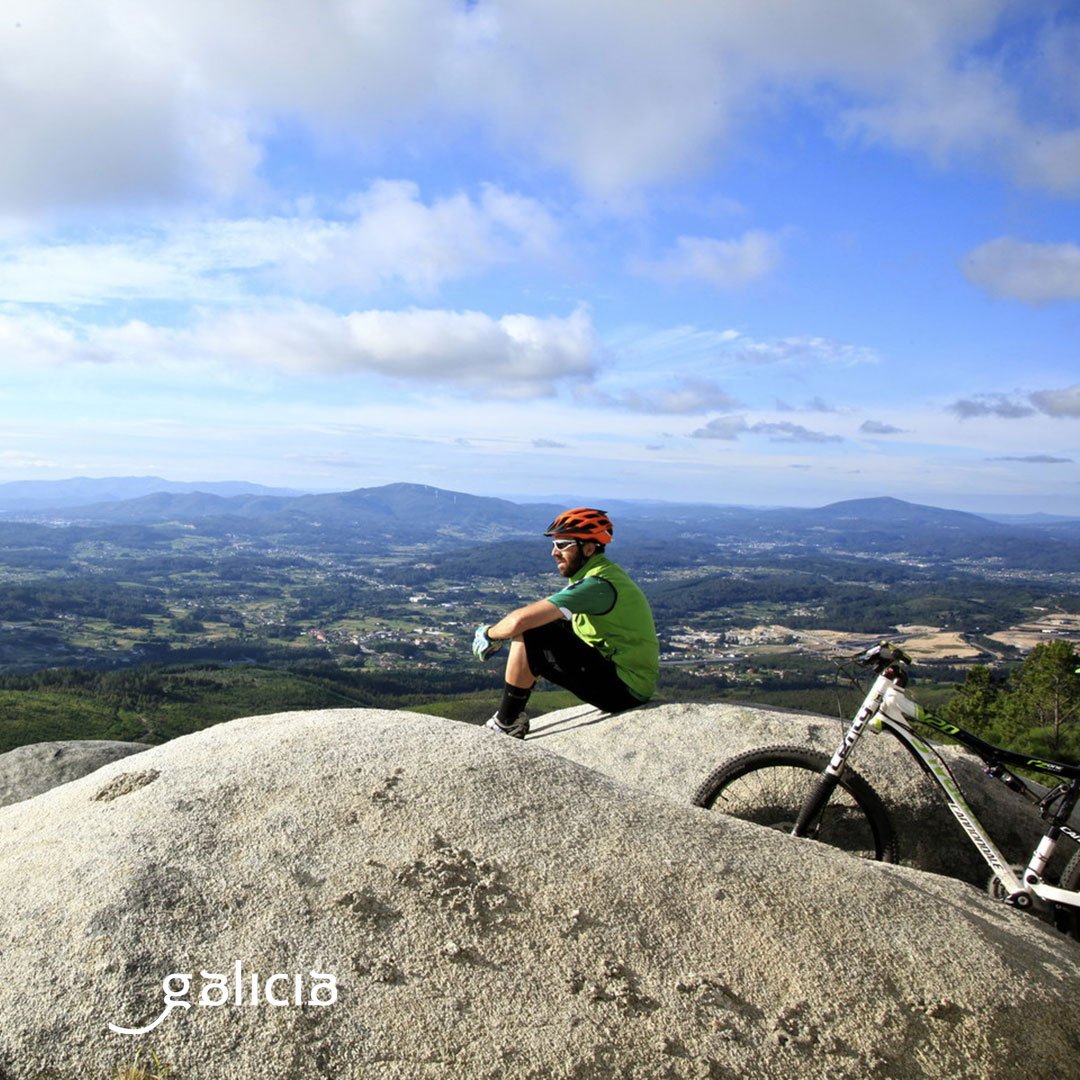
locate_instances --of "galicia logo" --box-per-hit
[108,962,338,1035]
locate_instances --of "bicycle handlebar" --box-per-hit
[854,641,912,680]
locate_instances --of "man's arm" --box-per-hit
[486,599,564,641]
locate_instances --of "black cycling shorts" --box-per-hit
[522,619,642,714]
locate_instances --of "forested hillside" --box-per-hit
[0,483,1078,759]
[944,641,1080,763]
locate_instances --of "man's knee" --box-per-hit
[505,637,537,686]
[521,621,565,645]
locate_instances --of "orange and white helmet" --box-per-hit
[543,507,614,545]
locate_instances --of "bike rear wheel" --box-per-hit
[1056,846,1080,941]
[692,745,898,862]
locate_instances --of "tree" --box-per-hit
[941,642,1080,762]
[941,664,1005,741]
[1000,640,1080,758]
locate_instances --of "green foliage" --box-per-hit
[0,691,144,753]
[0,580,167,622]
[114,1049,177,1080]
[941,665,1004,735]
[0,662,505,750]
[942,642,1080,762]
[647,567,1040,635]
[998,640,1080,758]
[410,686,582,725]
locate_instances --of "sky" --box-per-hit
[2,1,1080,515]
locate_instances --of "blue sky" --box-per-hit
[2,1,1079,514]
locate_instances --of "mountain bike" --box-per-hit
[691,643,1080,940]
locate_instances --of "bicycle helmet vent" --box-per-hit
[543,507,613,545]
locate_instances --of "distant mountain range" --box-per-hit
[1,477,1079,568]
[0,476,301,512]
[4,481,550,532]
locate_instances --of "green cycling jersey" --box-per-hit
[547,554,659,701]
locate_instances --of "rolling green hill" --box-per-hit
[0,663,511,752]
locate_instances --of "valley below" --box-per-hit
[0,480,1078,752]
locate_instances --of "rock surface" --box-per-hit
[1,706,1078,1079]
[531,701,1077,887]
[0,739,148,808]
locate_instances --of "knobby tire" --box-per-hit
[692,745,898,863]
[1058,846,1080,942]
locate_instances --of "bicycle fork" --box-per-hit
[792,674,892,839]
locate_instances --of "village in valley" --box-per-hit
[3,532,1074,675]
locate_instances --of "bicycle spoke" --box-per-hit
[695,747,896,862]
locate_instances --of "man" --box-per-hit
[471,507,659,738]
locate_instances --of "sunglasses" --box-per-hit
[551,538,579,551]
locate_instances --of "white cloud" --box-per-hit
[963,238,1080,303]
[838,13,1080,195]
[860,420,907,435]
[1031,384,1080,418]
[987,454,1073,464]
[452,2,742,193]
[316,180,559,295]
[844,63,1015,168]
[582,378,739,415]
[459,0,1049,193]
[690,416,843,443]
[0,0,450,211]
[1,3,254,211]
[0,311,87,366]
[0,181,559,306]
[733,336,879,367]
[605,325,743,368]
[947,394,1036,419]
[750,422,844,444]
[0,304,598,399]
[691,415,748,441]
[778,397,839,414]
[1016,130,1080,194]
[630,231,783,289]
[3,0,1077,211]
[0,449,64,470]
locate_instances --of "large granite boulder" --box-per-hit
[530,701,1078,887]
[0,707,1076,1079]
[0,739,149,807]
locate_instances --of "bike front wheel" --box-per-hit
[692,745,898,862]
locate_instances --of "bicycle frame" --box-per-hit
[821,666,1080,915]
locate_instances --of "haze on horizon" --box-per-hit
[1,2,1079,516]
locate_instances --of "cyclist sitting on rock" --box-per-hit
[471,507,659,739]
